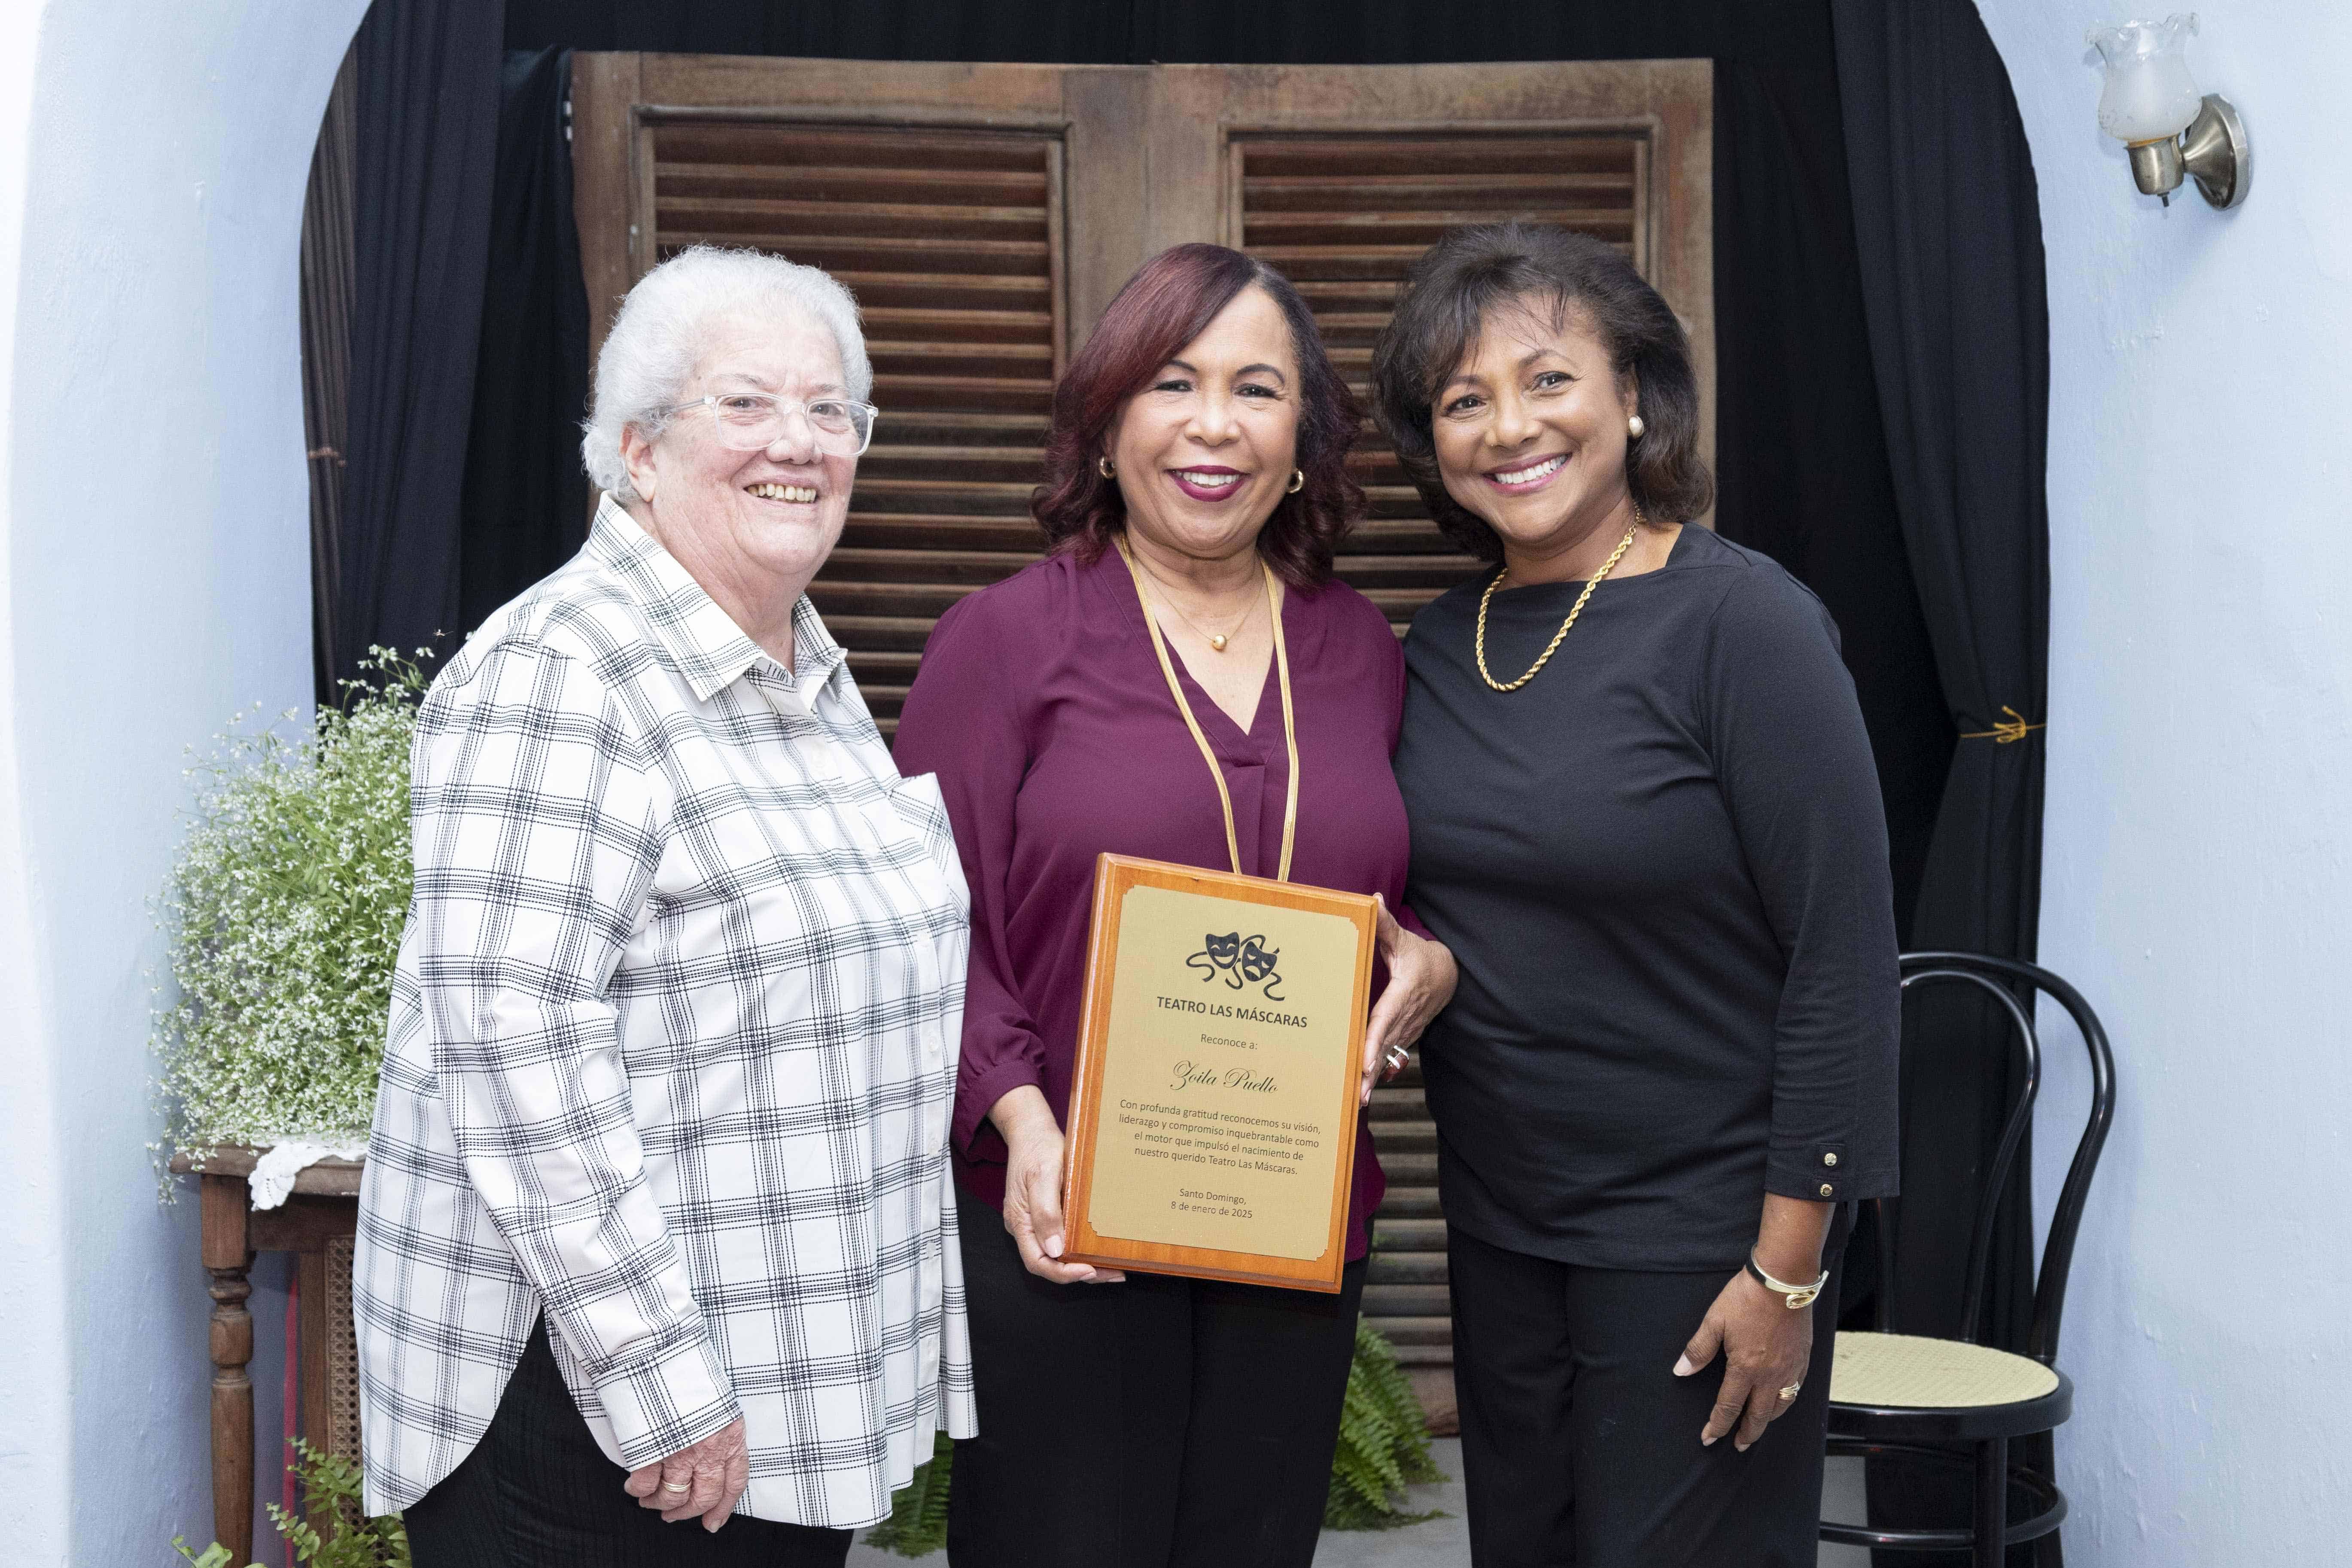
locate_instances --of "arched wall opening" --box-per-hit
[0,2,370,1559]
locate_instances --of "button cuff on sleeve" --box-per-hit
[589,1323,742,1468]
[1766,1142,1852,1203]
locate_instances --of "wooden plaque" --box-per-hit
[1062,854,1377,1291]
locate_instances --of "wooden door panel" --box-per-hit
[572,48,1711,1415]
[575,55,1707,715]
[1239,128,1649,633]
[654,120,1059,725]
[1142,60,1710,1391]
[576,77,1074,731]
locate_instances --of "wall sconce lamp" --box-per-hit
[2088,14,2250,208]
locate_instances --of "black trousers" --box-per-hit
[1448,1224,1843,1568]
[946,1185,1364,1568]
[403,1319,852,1568]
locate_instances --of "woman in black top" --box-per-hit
[1373,223,1901,1566]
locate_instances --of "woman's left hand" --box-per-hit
[1674,1270,1815,1452]
[1360,894,1458,1105]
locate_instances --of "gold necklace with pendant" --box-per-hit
[1126,548,1259,652]
[1115,537,1299,879]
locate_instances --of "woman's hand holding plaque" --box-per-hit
[990,1083,1125,1286]
[1359,893,1458,1105]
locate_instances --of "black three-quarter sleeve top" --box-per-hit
[1394,524,1901,1272]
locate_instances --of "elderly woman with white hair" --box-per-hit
[353,245,974,1568]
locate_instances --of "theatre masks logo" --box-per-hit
[1186,932,1285,1002]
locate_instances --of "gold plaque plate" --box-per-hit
[1062,853,1375,1292]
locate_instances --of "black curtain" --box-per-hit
[457,48,593,633]
[335,0,505,689]
[490,0,1952,943]
[1832,2,2053,1563]
[300,43,358,706]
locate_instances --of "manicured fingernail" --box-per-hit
[1673,1355,1694,1376]
[1701,1432,1717,1446]
[1044,1234,1062,1257]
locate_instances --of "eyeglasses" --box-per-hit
[661,393,880,457]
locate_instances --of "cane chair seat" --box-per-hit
[1832,1330,2059,1408]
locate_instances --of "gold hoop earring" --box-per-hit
[1098,455,1116,479]
[1287,468,1305,494]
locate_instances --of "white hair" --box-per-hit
[580,245,873,503]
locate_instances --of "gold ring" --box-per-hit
[1778,1384,1801,1401]
[663,1480,691,1493]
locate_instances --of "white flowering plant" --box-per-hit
[152,650,425,1168]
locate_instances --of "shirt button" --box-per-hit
[1819,1183,1835,1198]
[1823,1153,1839,1167]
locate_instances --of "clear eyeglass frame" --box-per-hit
[662,393,881,457]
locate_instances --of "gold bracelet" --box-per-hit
[1745,1249,1829,1310]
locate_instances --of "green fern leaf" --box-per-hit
[1324,1319,1446,1531]
[864,1429,956,1558]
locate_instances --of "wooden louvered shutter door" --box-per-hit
[574,55,1711,1430]
[569,55,1117,738]
[1188,71,1713,1426]
[637,118,1064,735]
[1235,131,1675,635]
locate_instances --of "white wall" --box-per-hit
[1975,3,2352,1562]
[0,2,367,1562]
[0,3,63,1561]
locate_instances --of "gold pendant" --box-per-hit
[1209,634,1228,652]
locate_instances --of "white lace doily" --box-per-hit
[247,1139,366,1209]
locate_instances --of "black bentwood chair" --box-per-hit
[1819,953,2117,1568]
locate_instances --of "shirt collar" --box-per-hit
[587,493,849,705]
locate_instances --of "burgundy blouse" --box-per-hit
[893,545,1418,1260]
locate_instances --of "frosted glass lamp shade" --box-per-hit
[2088,14,2204,143]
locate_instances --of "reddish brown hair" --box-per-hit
[1032,243,1365,587]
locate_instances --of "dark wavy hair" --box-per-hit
[1033,243,1365,587]
[1369,222,1714,561]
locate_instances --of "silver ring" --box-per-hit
[662,1480,691,1493]
[1384,1046,1409,1071]
[1778,1384,1801,1402]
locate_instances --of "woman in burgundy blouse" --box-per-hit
[894,243,1457,1568]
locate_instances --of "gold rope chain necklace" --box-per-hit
[1474,514,1642,693]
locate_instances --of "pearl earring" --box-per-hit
[1627,414,1646,439]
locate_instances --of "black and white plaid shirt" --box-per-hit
[356,497,974,1527]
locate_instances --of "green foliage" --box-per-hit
[152,651,426,1166]
[1324,1319,1445,1531]
[862,1429,955,1557]
[171,1439,410,1568]
[267,1441,412,1568]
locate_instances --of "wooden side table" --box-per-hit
[171,1148,364,1565]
